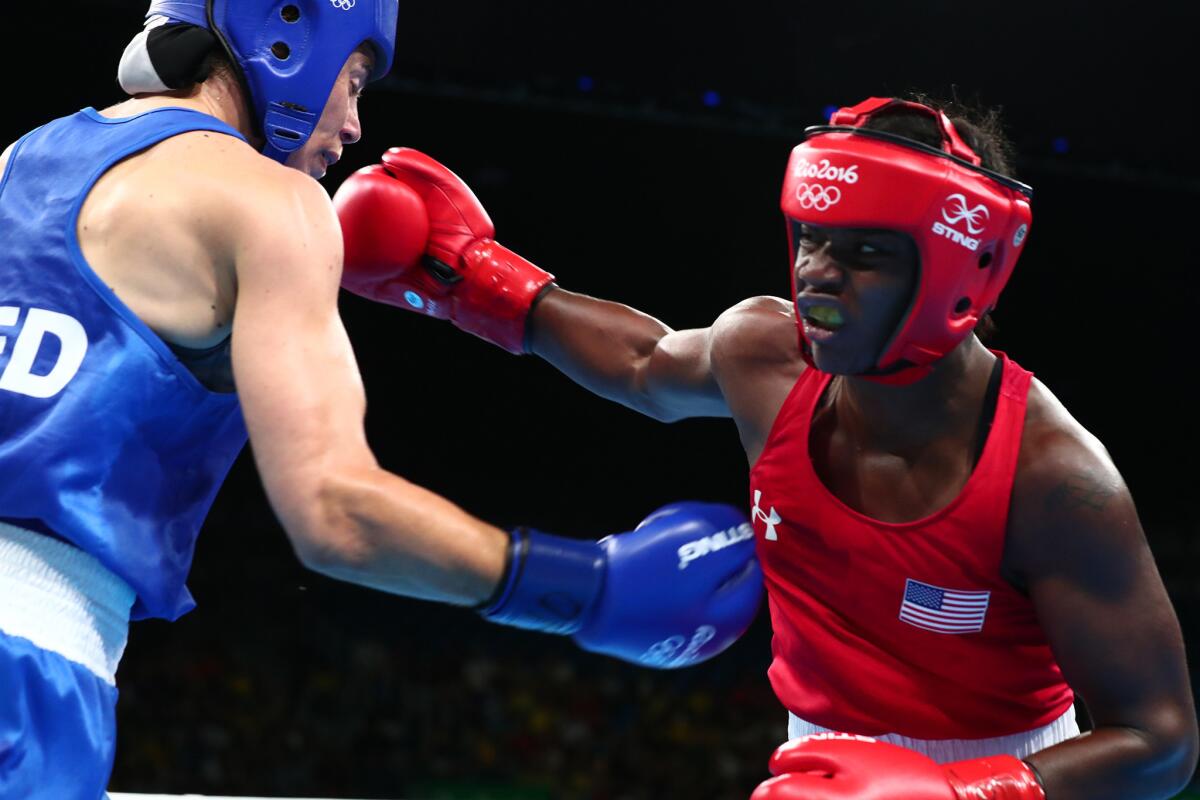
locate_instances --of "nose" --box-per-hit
[794,241,844,294]
[341,102,363,146]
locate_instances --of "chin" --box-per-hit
[309,152,329,179]
[810,349,873,377]
[283,149,327,180]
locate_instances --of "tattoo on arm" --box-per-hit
[1044,472,1117,515]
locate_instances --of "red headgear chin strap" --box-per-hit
[781,97,1033,385]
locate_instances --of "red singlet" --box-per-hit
[749,352,1074,739]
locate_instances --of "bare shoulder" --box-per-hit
[164,132,315,222]
[1008,376,1135,579]
[229,164,342,293]
[708,296,805,460]
[220,150,338,251]
[709,295,801,368]
[1017,377,1122,501]
[152,132,340,277]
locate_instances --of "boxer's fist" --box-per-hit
[751,733,1045,800]
[333,148,555,353]
[333,163,435,310]
[482,502,763,668]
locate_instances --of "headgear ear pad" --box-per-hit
[781,98,1032,385]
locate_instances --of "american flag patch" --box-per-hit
[899,579,990,634]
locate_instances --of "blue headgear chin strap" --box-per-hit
[131,0,398,162]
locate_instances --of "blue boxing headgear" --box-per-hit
[147,0,398,162]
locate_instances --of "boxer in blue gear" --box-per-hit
[0,3,761,795]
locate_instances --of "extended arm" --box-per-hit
[231,168,507,605]
[528,288,728,421]
[225,167,763,667]
[333,148,730,422]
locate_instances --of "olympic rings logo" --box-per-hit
[639,626,717,667]
[640,635,687,666]
[795,183,842,212]
[329,0,356,9]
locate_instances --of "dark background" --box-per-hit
[4,2,1199,797]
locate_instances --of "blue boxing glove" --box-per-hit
[479,502,763,668]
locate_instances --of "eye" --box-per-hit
[797,225,822,248]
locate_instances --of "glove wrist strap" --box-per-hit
[454,240,556,354]
[478,528,604,635]
[944,755,1047,800]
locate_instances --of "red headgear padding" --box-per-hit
[781,97,1033,384]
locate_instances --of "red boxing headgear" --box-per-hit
[781,97,1033,385]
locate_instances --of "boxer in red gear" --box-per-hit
[335,97,1198,800]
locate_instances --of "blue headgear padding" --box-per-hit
[148,0,398,162]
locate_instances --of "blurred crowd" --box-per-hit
[110,597,784,799]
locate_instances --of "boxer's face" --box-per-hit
[792,223,917,375]
[286,46,375,180]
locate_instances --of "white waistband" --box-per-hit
[786,704,1079,764]
[0,522,135,685]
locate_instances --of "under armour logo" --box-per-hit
[752,490,782,541]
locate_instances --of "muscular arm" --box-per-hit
[230,168,507,605]
[1010,423,1198,798]
[528,288,730,422]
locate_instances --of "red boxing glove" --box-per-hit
[333,148,555,354]
[751,733,1046,800]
